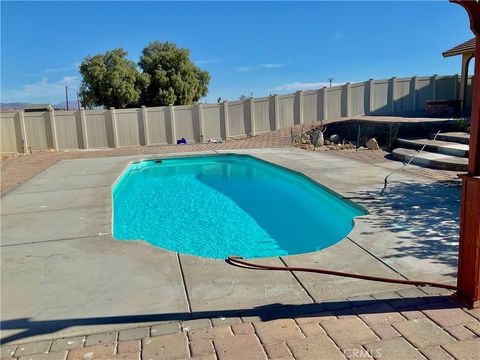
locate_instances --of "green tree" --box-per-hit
[79,48,149,109]
[139,41,210,106]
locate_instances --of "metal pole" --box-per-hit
[65,85,69,111]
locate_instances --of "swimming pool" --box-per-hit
[112,154,365,259]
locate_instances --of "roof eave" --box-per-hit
[442,49,475,58]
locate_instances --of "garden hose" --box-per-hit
[226,256,456,290]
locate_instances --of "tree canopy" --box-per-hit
[79,48,149,109]
[78,43,210,108]
[139,41,210,106]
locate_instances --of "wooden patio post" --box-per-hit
[452,0,480,309]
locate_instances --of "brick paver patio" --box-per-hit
[1,288,479,360]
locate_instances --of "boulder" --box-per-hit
[329,134,340,143]
[300,133,310,144]
[366,138,379,150]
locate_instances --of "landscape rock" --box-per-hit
[330,134,340,143]
[367,138,379,150]
[301,133,310,144]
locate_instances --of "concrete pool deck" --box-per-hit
[0,148,472,353]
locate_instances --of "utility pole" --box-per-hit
[65,85,69,110]
[328,78,335,88]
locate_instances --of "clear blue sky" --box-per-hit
[1,1,474,104]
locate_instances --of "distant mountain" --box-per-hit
[0,101,80,111]
[54,101,80,110]
[0,103,28,110]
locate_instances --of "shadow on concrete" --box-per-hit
[356,180,461,277]
[0,295,462,344]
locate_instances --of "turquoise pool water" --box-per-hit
[112,154,365,259]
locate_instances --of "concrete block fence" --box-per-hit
[0,74,472,154]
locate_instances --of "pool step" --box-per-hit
[436,132,470,145]
[392,148,468,172]
[397,138,469,158]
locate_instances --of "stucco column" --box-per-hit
[249,97,256,136]
[412,76,418,112]
[431,74,438,100]
[345,83,351,117]
[390,77,396,114]
[222,101,229,139]
[169,104,176,144]
[141,106,149,146]
[79,108,88,149]
[19,110,28,153]
[368,79,375,115]
[110,107,118,148]
[49,108,59,150]
[196,103,204,143]
[296,90,304,124]
[273,94,280,129]
[460,53,474,110]
[321,87,328,120]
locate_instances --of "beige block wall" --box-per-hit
[1,74,467,154]
[227,101,247,137]
[415,77,433,111]
[23,111,53,150]
[302,90,318,123]
[202,104,222,140]
[254,97,272,133]
[0,112,22,153]
[278,94,295,128]
[350,83,367,116]
[394,78,414,113]
[371,80,392,114]
[146,107,169,145]
[85,110,110,148]
[174,105,197,143]
[54,111,81,149]
[327,87,343,119]
[115,109,142,147]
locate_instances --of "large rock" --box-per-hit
[300,133,310,144]
[329,134,340,143]
[312,130,324,147]
[366,138,379,150]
